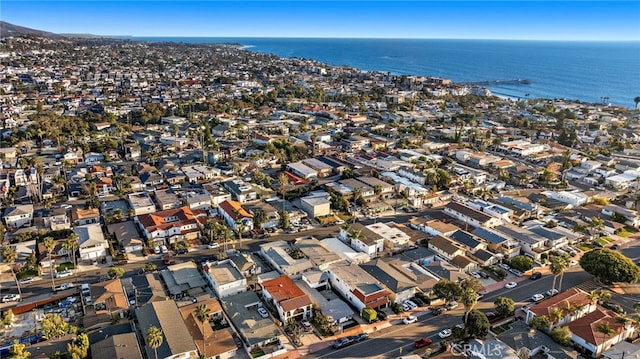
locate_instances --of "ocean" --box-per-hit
[133,37,640,108]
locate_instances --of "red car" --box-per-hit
[414,338,432,348]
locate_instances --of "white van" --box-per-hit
[81,283,90,296]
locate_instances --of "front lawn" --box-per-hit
[578,244,592,252]
[56,262,75,271]
[492,323,512,335]
[617,230,633,238]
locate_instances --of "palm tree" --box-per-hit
[550,256,567,293]
[550,307,564,326]
[587,291,600,312]
[596,322,616,355]
[278,172,288,213]
[62,235,78,266]
[203,219,217,244]
[146,326,164,359]
[1,246,21,298]
[195,304,211,359]
[43,237,56,289]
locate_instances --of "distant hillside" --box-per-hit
[0,21,62,38]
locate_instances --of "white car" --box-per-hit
[2,294,20,303]
[403,315,417,324]
[55,270,74,278]
[207,243,220,249]
[439,329,452,338]
[569,260,578,266]
[546,289,559,296]
[160,245,168,254]
[445,301,459,310]
[404,300,418,310]
[154,246,161,254]
[258,307,269,318]
[531,294,545,302]
[18,277,34,284]
[505,282,517,289]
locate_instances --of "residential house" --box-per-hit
[262,275,314,324]
[70,207,100,226]
[568,308,635,358]
[135,206,200,246]
[91,333,143,359]
[180,188,213,211]
[360,257,439,303]
[201,258,247,299]
[320,237,371,265]
[74,223,109,263]
[107,221,144,253]
[218,200,254,233]
[297,277,355,330]
[444,202,502,228]
[327,260,390,311]
[449,230,488,253]
[222,179,257,203]
[88,278,129,317]
[153,189,182,211]
[464,199,513,223]
[259,240,313,277]
[222,291,283,351]
[3,204,34,229]
[471,227,521,258]
[410,218,459,237]
[179,299,238,359]
[398,166,427,185]
[356,176,395,199]
[545,190,589,207]
[286,162,318,179]
[428,235,466,261]
[339,178,375,200]
[294,236,342,271]
[299,195,331,219]
[136,300,199,359]
[301,158,333,178]
[339,223,385,259]
[525,288,595,329]
[365,222,412,251]
[128,192,157,216]
[602,204,640,228]
[43,208,71,231]
[495,223,548,260]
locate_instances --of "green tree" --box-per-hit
[529,315,551,332]
[278,210,290,229]
[252,209,267,229]
[596,322,616,352]
[43,236,56,289]
[146,325,164,359]
[432,279,463,303]
[510,255,534,272]
[67,343,84,359]
[461,288,478,324]
[3,309,14,326]
[465,310,490,338]
[551,327,572,346]
[460,277,483,293]
[1,246,22,298]
[144,262,158,272]
[107,267,126,279]
[195,304,211,359]
[362,307,377,323]
[41,313,71,339]
[8,339,30,359]
[494,296,515,317]
[580,249,640,284]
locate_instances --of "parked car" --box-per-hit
[353,333,369,342]
[160,245,168,254]
[404,300,418,310]
[479,272,490,279]
[439,329,452,338]
[55,269,73,278]
[403,315,418,324]
[530,272,542,280]
[154,246,161,254]
[414,337,433,348]
[505,282,517,289]
[531,294,545,302]
[445,301,458,310]
[18,277,34,284]
[258,307,269,318]
[301,320,312,331]
[207,242,220,249]
[2,294,21,303]
[333,337,354,349]
[376,310,388,320]
[430,307,445,316]
[412,297,426,307]
[175,248,188,255]
[610,244,619,250]
[485,311,497,319]
[546,289,559,297]
[53,283,74,292]
[601,301,625,314]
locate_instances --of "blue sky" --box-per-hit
[2,1,639,41]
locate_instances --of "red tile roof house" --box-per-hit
[135,206,201,247]
[262,275,314,324]
[568,308,635,358]
[525,288,595,330]
[217,199,254,233]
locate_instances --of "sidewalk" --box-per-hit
[482,274,531,293]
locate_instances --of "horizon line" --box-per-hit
[120,35,640,42]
